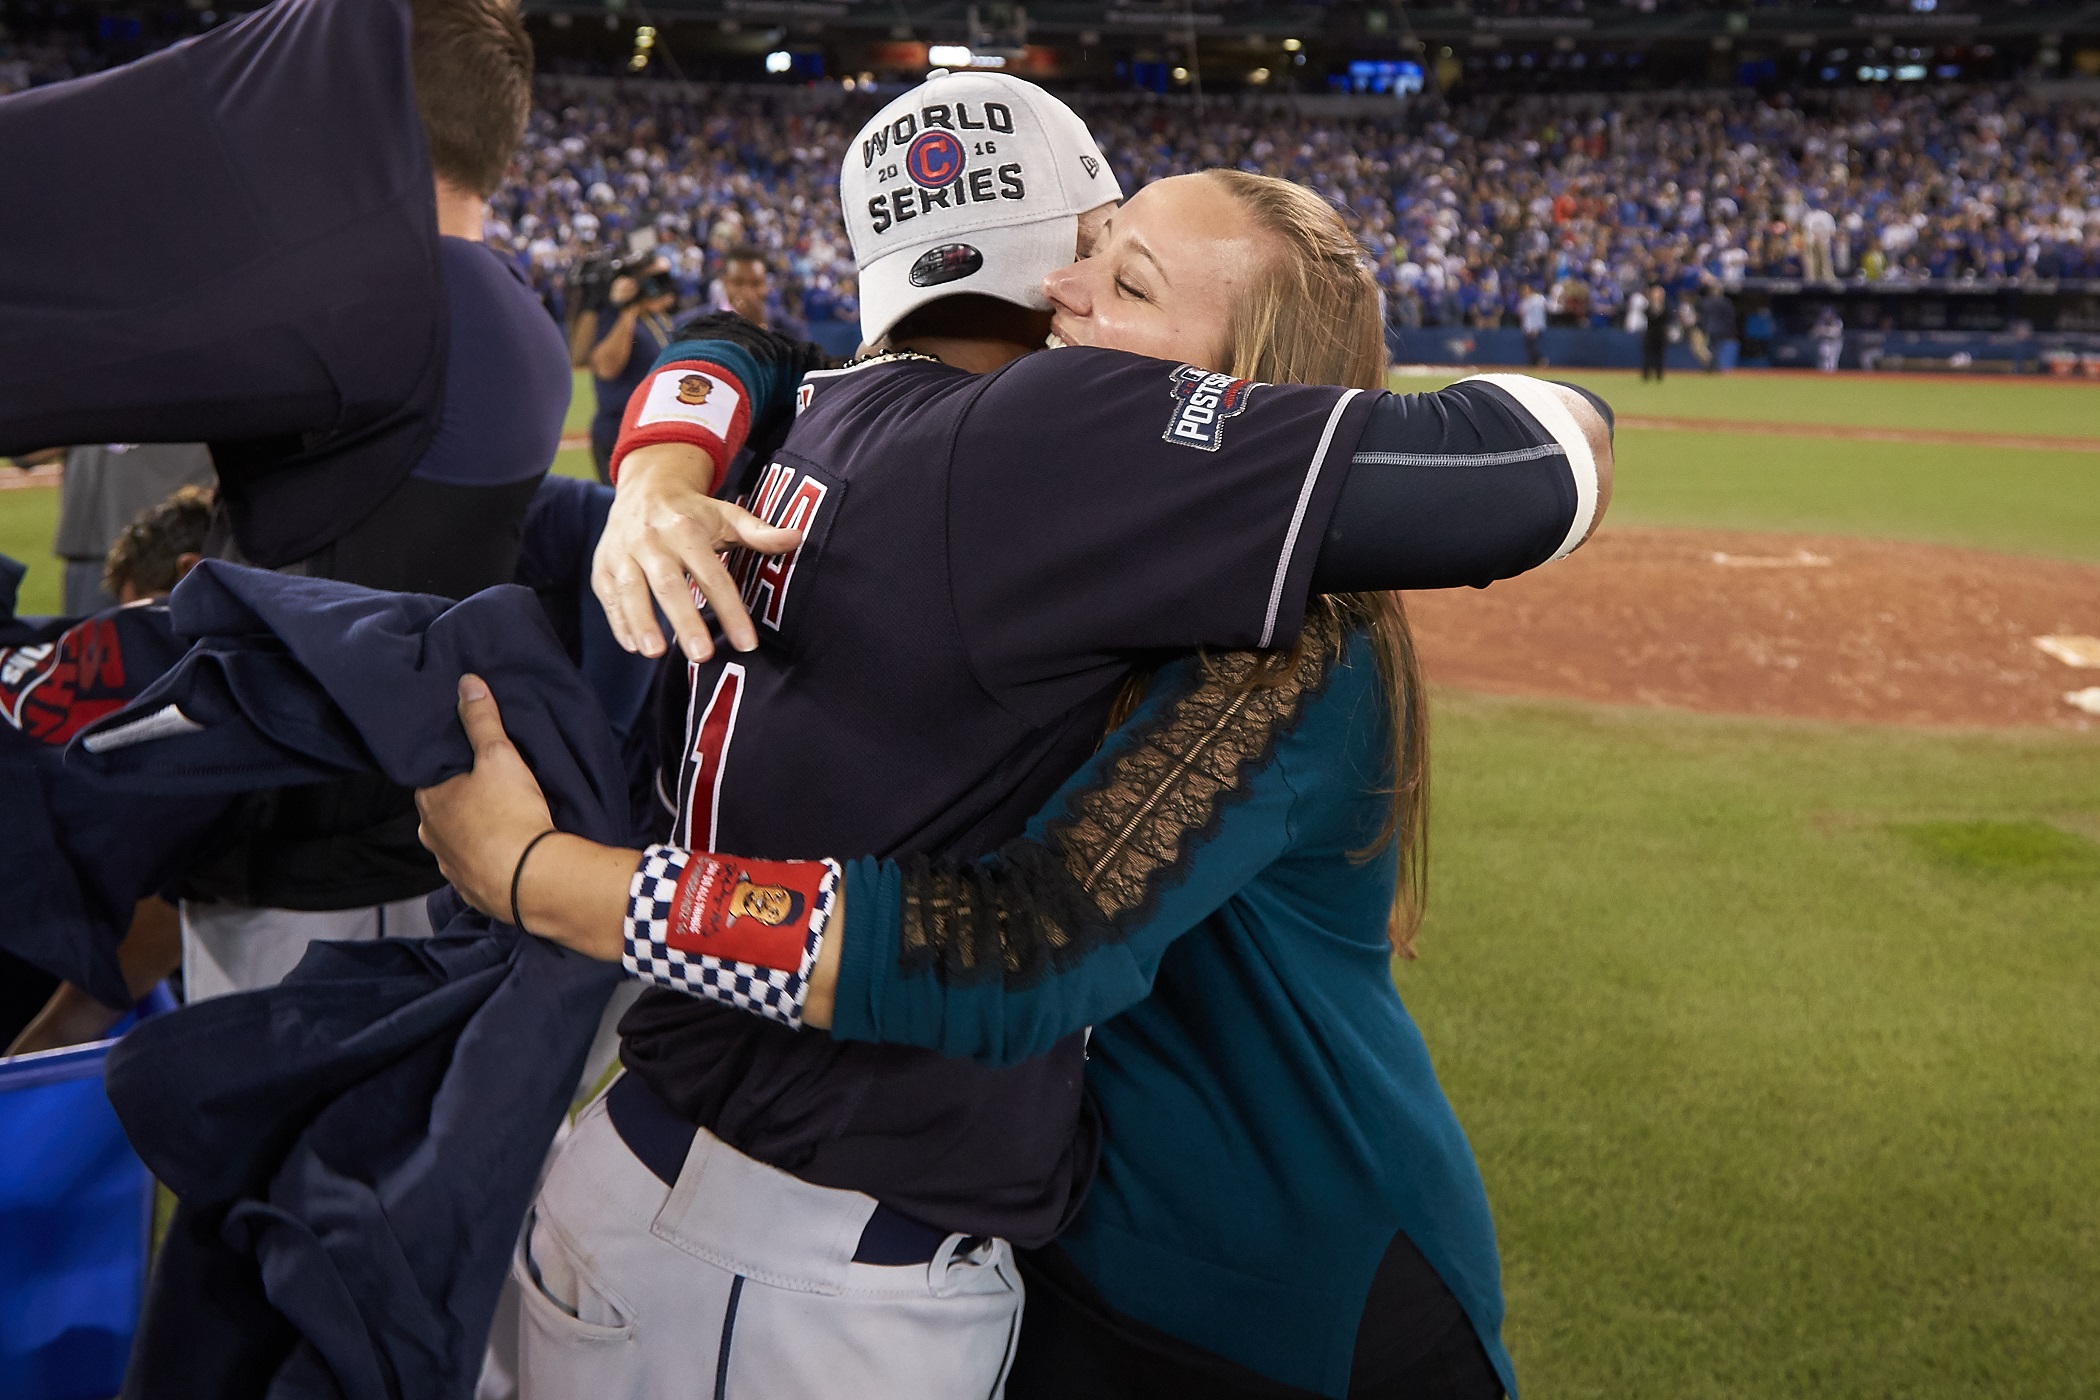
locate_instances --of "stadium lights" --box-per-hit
[1249,66,1270,84]
[928,44,974,67]
[1172,65,1190,82]
[1281,38,1302,52]
[766,49,794,72]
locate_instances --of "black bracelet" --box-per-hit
[509,828,561,937]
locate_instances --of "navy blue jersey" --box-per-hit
[411,239,571,491]
[180,236,571,911]
[267,236,569,599]
[617,346,1594,1242]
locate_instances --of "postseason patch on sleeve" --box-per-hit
[1162,365,1256,452]
[635,367,745,437]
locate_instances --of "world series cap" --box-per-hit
[841,70,1123,346]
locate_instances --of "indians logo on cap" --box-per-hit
[905,131,967,189]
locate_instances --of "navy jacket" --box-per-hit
[0,490,646,1014]
[515,474,658,746]
[82,561,628,1400]
[0,564,224,1008]
[0,0,446,568]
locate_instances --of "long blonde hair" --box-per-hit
[1110,169,1432,955]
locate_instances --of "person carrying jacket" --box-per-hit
[0,0,575,998]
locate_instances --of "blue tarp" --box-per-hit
[0,989,173,1400]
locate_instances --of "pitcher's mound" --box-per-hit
[1404,528,2100,730]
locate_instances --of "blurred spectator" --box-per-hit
[582,255,678,482]
[5,484,214,1056]
[1520,284,1548,364]
[1813,305,1846,372]
[104,484,212,603]
[50,444,213,616]
[1675,297,1700,355]
[716,245,772,324]
[1642,284,1671,381]
[1741,303,1776,365]
[714,243,808,340]
[1624,284,1651,336]
[1804,205,1839,283]
[1699,282,1738,373]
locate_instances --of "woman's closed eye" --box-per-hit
[1116,277,1148,302]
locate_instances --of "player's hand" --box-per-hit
[608,274,639,309]
[416,675,557,921]
[592,442,803,662]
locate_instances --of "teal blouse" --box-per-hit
[832,626,1516,1399]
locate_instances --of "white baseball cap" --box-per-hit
[841,70,1123,346]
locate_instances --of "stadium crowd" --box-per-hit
[486,83,2100,334]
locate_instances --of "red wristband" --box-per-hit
[664,853,832,972]
[607,361,752,490]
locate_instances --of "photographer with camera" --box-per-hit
[576,252,678,483]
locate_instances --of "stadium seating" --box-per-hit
[484,83,2099,339]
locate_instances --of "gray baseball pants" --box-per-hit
[510,1092,1024,1400]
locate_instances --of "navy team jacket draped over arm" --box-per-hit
[72,562,630,1400]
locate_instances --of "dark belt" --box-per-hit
[604,1072,969,1266]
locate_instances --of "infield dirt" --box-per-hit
[1406,527,2100,730]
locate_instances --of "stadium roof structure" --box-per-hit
[518,0,2100,45]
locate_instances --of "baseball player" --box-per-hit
[423,73,1609,1399]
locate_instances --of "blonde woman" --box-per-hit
[422,163,1610,1398]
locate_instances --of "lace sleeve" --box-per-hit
[894,611,1349,989]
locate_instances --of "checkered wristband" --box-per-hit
[622,845,836,1029]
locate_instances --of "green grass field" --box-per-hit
[1412,694,2098,1397]
[1603,430,2100,564]
[6,369,2096,1396]
[1391,368,2100,564]
[1452,367,2100,440]
[0,483,59,614]
[1368,371,2100,1395]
